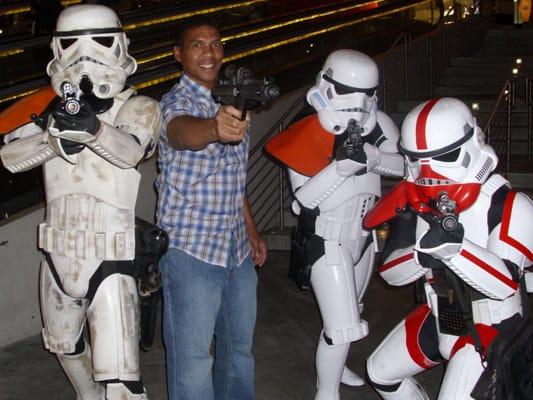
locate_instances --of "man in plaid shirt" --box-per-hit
[155,15,267,400]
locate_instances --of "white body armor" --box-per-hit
[1,90,161,400]
[0,5,162,398]
[367,174,533,399]
[287,111,404,400]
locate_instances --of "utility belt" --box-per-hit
[39,223,135,260]
[315,218,355,242]
[425,279,521,336]
[471,291,521,326]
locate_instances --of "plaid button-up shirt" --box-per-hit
[156,74,250,267]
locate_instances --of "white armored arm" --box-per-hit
[288,168,309,216]
[443,190,533,300]
[48,95,162,168]
[443,239,518,300]
[294,160,363,210]
[114,95,162,158]
[379,212,427,286]
[380,245,428,286]
[364,111,404,177]
[364,143,404,177]
[0,123,57,172]
[486,191,533,270]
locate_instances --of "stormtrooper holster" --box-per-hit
[134,217,168,351]
[290,206,322,291]
[134,217,168,298]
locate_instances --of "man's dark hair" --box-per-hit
[175,15,220,47]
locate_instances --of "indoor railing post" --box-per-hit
[527,78,532,160]
[506,81,513,175]
[426,35,433,97]
[404,34,409,100]
[278,123,285,229]
[380,59,387,113]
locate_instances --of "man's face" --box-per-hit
[174,24,223,89]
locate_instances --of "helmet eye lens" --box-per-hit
[60,38,77,49]
[92,36,115,48]
[433,148,461,162]
[334,84,357,95]
[333,84,375,97]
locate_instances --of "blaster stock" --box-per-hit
[211,65,280,120]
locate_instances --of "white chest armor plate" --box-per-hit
[38,97,140,261]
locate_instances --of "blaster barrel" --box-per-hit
[212,65,280,112]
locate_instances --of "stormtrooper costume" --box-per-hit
[265,49,404,400]
[364,97,533,399]
[0,5,161,399]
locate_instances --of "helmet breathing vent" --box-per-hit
[475,158,493,181]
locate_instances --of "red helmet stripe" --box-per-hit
[415,99,440,150]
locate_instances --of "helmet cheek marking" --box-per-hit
[462,152,471,168]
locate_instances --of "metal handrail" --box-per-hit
[246,11,487,233]
[483,80,514,175]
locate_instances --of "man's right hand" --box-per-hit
[213,105,249,143]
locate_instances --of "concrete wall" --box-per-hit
[0,87,304,348]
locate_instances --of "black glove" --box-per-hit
[335,138,367,164]
[417,217,464,260]
[53,99,101,134]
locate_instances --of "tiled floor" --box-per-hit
[0,250,446,400]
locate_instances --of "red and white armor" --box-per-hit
[266,49,404,400]
[0,5,161,399]
[364,98,533,399]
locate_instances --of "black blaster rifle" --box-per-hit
[426,191,459,232]
[59,81,82,115]
[211,65,280,120]
[341,119,364,157]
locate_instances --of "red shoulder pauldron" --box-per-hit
[364,180,410,229]
[264,114,335,177]
[0,86,57,135]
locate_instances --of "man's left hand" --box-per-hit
[249,231,267,267]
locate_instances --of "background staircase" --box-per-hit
[262,19,533,249]
[391,24,533,194]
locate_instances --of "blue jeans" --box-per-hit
[160,244,258,400]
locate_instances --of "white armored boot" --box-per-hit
[341,366,364,387]
[315,332,351,400]
[372,377,430,400]
[57,341,105,400]
[106,382,148,400]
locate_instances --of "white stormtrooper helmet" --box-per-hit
[400,97,498,212]
[46,4,137,99]
[306,49,379,135]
